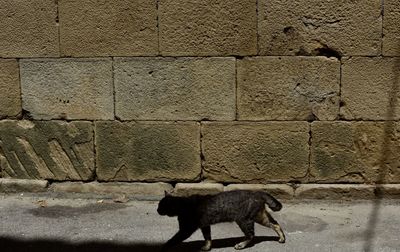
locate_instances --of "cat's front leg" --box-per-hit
[200,226,212,251]
[161,228,196,252]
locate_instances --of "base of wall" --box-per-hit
[1,178,400,200]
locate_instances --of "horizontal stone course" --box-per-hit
[258,0,382,56]
[202,122,310,183]
[114,57,235,120]
[173,183,224,197]
[95,121,201,182]
[0,120,95,180]
[294,184,375,200]
[59,0,158,56]
[0,59,21,118]
[159,0,257,56]
[311,121,400,183]
[237,56,340,121]
[0,178,48,193]
[50,181,172,199]
[224,184,294,199]
[20,58,114,120]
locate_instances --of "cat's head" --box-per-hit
[157,191,181,217]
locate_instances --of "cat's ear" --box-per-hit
[164,190,174,196]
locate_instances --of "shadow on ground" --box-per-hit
[0,236,279,252]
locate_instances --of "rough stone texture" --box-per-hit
[96,121,201,182]
[224,184,294,200]
[159,0,257,56]
[311,122,400,183]
[294,184,375,200]
[114,57,235,120]
[383,0,400,56]
[20,58,113,120]
[0,0,59,57]
[50,181,173,198]
[0,178,48,193]
[341,57,400,120]
[0,120,94,180]
[173,183,223,197]
[0,60,21,118]
[202,122,310,183]
[258,0,382,56]
[59,0,158,57]
[237,57,340,121]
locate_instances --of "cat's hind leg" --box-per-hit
[255,208,285,243]
[200,226,212,251]
[234,220,255,250]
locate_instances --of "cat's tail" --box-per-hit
[259,192,282,211]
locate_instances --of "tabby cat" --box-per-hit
[157,190,285,251]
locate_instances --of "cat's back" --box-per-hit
[195,190,266,225]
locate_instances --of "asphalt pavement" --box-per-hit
[0,193,399,252]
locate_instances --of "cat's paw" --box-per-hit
[234,242,248,250]
[278,237,286,243]
[201,245,211,251]
[201,240,212,251]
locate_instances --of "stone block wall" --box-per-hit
[0,0,399,188]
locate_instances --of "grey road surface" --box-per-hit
[0,194,399,252]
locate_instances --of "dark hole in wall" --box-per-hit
[313,46,342,59]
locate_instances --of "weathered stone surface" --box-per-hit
[383,0,400,56]
[114,57,235,120]
[0,120,94,180]
[20,59,113,120]
[96,121,201,182]
[341,57,400,120]
[59,0,158,57]
[0,0,59,57]
[258,0,382,56]
[0,178,48,193]
[159,0,257,56]
[173,183,223,197]
[295,184,375,200]
[237,57,340,121]
[50,181,172,198]
[0,60,21,118]
[311,122,400,183]
[202,122,310,183]
[224,184,294,199]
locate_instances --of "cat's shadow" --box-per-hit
[0,235,280,252]
[180,235,280,251]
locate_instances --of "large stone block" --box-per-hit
[96,121,201,182]
[20,58,113,120]
[341,57,400,120]
[311,122,400,183]
[258,0,382,56]
[0,0,59,57]
[0,120,95,180]
[383,0,400,56]
[59,0,158,56]
[0,60,21,118]
[114,57,235,120]
[159,0,257,56]
[202,122,310,183]
[237,57,340,121]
